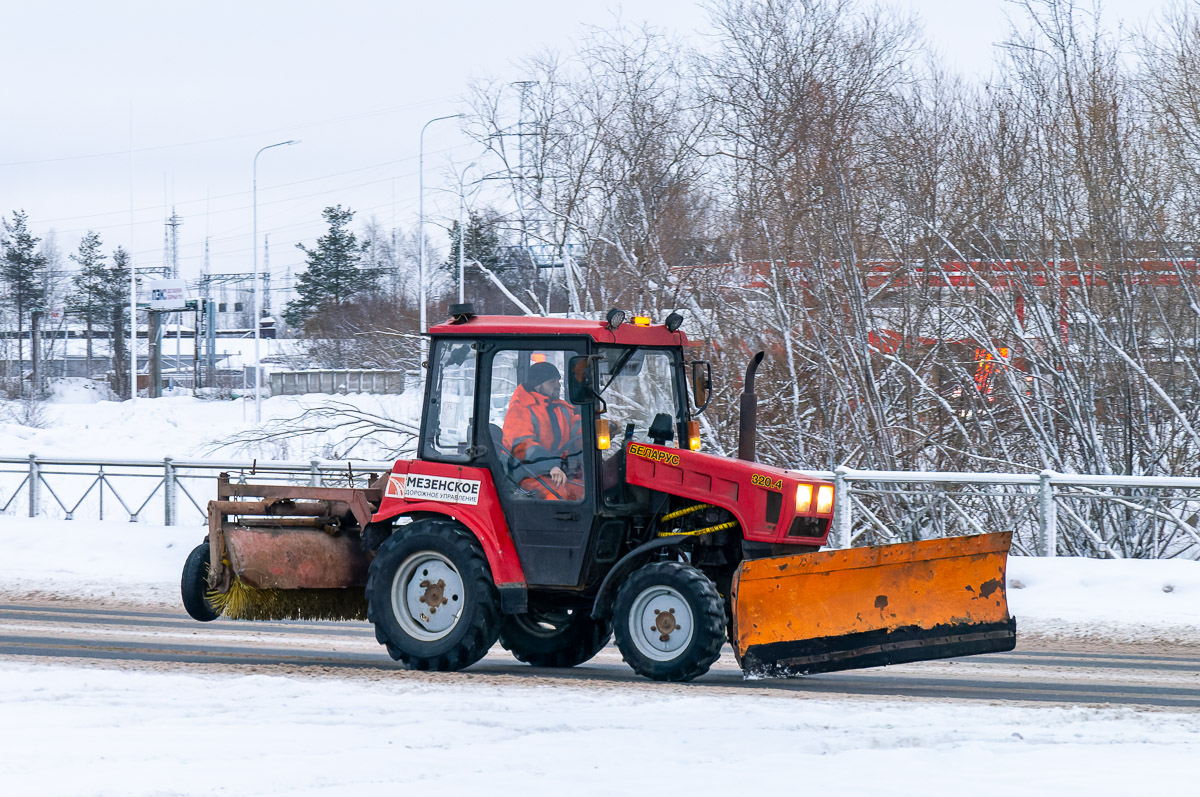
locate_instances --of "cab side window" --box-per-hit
[422,340,477,462]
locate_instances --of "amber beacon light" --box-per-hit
[596,418,612,450]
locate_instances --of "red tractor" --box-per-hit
[184,307,1015,682]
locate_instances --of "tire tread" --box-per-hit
[181,542,220,622]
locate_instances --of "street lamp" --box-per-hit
[252,139,298,424]
[457,162,478,304]
[419,113,464,359]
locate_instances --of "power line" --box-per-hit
[0,98,456,169]
[41,157,457,239]
[144,194,423,262]
[28,142,468,228]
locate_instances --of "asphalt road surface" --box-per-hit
[2,600,1198,709]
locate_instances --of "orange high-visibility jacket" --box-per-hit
[501,384,582,476]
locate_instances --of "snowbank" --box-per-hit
[0,516,196,607]
[1009,556,1200,644]
[0,390,420,462]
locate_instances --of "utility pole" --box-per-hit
[31,310,43,396]
[263,234,271,319]
[513,81,535,256]
[148,311,161,398]
[252,139,299,423]
[458,162,477,304]
[128,102,137,403]
[166,210,182,385]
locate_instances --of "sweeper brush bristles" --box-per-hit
[209,578,367,621]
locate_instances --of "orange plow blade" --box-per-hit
[731,531,1016,676]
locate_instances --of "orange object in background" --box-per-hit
[731,532,1016,676]
[973,347,1010,395]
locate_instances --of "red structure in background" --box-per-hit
[679,258,1200,395]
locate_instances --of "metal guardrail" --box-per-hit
[0,455,393,526]
[811,467,1200,559]
[2,454,1198,558]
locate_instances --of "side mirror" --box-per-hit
[691,360,712,413]
[567,355,597,405]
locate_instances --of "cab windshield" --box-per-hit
[596,346,681,455]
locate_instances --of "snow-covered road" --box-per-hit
[2,601,1198,708]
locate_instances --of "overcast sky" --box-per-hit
[0,0,1174,294]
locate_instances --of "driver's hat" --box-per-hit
[525,361,561,389]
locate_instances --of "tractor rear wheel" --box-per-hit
[612,561,725,682]
[181,542,220,622]
[366,519,501,671]
[499,603,612,668]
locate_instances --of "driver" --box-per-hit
[501,361,583,500]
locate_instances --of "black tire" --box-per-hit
[181,542,220,622]
[612,561,725,682]
[499,603,613,668]
[365,519,501,671]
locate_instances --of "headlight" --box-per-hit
[795,484,813,513]
[816,485,834,514]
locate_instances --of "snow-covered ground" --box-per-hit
[0,389,1198,795]
[1,658,1196,797]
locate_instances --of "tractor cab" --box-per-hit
[420,309,699,590]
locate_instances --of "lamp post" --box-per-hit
[252,139,298,423]
[458,162,477,304]
[419,113,463,360]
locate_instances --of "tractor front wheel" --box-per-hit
[499,603,612,668]
[366,520,501,671]
[181,542,221,622]
[612,561,726,682]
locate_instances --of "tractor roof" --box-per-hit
[428,314,690,348]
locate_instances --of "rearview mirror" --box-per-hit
[691,360,712,413]
[567,355,596,405]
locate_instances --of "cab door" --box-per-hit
[480,339,597,588]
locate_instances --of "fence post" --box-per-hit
[28,454,39,518]
[164,457,177,526]
[1038,469,1057,557]
[832,465,852,549]
[310,459,321,487]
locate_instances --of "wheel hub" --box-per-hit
[653,608,680,641]
[629,585,695,661]
[419,579,448,614]
[391,552,464,641]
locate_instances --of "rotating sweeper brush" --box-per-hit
[181,473,382,623]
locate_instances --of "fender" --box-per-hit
[371,460,528,614]
[590,534,686,621]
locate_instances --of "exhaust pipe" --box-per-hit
[738,351,765,461]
